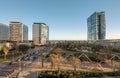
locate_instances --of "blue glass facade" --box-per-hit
[87,12,106,40]
[0,23,9,40]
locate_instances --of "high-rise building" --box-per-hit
[23,25,28,41]
[0,23,9,41]
[10,22,28,42]
[33,23,49,45]
[87,11,106,40]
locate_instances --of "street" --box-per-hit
[0,46,55,78]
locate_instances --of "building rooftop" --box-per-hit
[88,11,105,19]
[10,22,28,26]
[33,22,46,25]
[10,21,21,23]
[10,22,22,25]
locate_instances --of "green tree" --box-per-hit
[18,44,29,54]
[0,45,3,58]
[31,42,35,48]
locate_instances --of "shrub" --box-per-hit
[38,71,120,78]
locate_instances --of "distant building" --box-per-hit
[10,22,28,42]
[0,23,9,41]
[33,23,49,45]
[23,25,28,41]
[87,11,106,40]
[89,39,120,48]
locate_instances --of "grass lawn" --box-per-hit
[51,47,81,55]
[0,53,21,63]
[50,47,104,61]
[0,58,5,63]
[63,50,81,55]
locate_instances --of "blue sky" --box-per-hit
[0,0,120,40]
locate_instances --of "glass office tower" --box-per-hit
[87,11,106,40]
[33,23,49,45]
[0,23,9,41]
[23,25,28,41]
[10,22,28,42]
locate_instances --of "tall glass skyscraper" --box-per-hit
[0,23,9,41]
[23,25,28,41]
[33,23,49,45]
[87,11,106,40]
[10,22,28,42]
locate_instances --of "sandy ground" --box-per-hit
[17,61,117,78]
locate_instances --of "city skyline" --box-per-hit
[0,0,120,40]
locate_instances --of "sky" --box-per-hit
[0,0,120,40]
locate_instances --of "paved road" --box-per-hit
[25,72,37,78]
[14,46,55,78]
[0,46,55,78]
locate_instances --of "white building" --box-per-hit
[10,22,28,42]
[33,23,49,45]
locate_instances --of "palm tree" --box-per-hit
[3,47,9,60]
[49,54,65,70]
[55,55,65,71]
[49,54,56,69]
[41,52,46,68]
[70,56,80,71]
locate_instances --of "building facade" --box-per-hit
[0,23,9,41]
[10,22,28,42]
[23,25,28,41]
[87,11,106,40]
[33,23,49,45]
